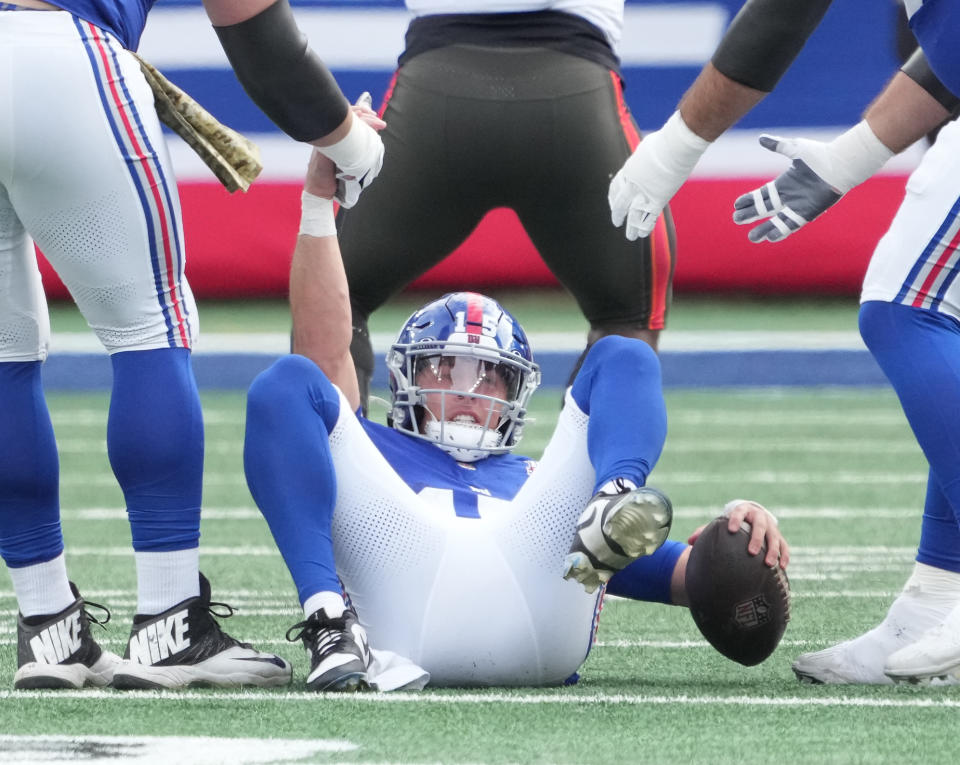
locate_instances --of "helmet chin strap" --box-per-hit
[423,420,503,463]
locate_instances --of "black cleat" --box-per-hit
[111,573,292,689]
[287,606,370,692]
[14,583,121,690]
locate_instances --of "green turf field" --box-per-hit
[2,378,955,764]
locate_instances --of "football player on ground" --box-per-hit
[241,151,790,690]
[606,0,960,684]
[0,0,382,690]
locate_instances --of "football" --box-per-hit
[685,516,790,666]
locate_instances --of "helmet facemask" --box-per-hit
[388,341,539,462]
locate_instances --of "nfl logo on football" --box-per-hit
[734,596,770,629]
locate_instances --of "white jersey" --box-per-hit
[328,390,602,687]
[405,0,624,51]
[861,119,960,320]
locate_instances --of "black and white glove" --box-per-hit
[732,121,894,243]
[609,111,711,241]
[315,106,384,209]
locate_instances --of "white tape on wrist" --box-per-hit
[662,110,712,171]
[299,190,336,238]
[316,114,376,171]
[826,119,895,193]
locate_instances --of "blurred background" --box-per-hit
[39,0,921,303]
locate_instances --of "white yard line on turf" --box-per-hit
[2,689,958,708]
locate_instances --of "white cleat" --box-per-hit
[885,602,960,685]
[793,633,898,685]
[563,482,672,593]
[793,580,958,685]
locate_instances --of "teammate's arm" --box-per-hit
[609,0,834,240]
[732,67,953,244]
[202,0,384,207]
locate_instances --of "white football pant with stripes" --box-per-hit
[0,10,197,362]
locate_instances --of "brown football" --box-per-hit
[685,516,790,666]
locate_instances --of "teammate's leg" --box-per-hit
[245,355,370,691]
[7,17,288,689]
[855,301,960,682]
[793,301,960,683]
[792,118,960,684]
[0,180,118,689]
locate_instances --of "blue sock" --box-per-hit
[570,336,667,492]
[859,301,960,571]
[244,355,343,604]
[108,349,202,552]
[0,361,63,567]
[606,539,686,604]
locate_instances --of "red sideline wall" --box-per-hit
[38,176,907,299]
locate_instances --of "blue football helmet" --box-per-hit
[387,292,541,462]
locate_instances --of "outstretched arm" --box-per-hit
[289,101,386,409]
[289,150,360,410]
[202,0,384,207]
[609,0,834,240]
[732,65,954,243]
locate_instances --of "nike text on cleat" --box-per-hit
[287,606,371,692]
[563,483,673,593]
[14,582,121,690]
[111,573,291,690]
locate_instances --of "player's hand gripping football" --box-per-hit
[687,499,790,569]
[732,121,894,243]
[609,111,711,240]
[314,92,386,208]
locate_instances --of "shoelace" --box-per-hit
[201,598,253,648]
[81,598,112,631]
[286,617,349,657]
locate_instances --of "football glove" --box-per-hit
[732,120,894,243]
[609,111,711,240]
[315,104,384,209]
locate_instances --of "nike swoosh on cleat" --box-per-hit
[235,656,289,668]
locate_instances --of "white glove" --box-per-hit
[609,110,711,240]
[315,108,384,209]
[732,120,894,243]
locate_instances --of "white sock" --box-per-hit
[902,561,960,602]
[861,562,960,648]
[9,553,75,618]
[303,591,346,620]
[134,548,200,615]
